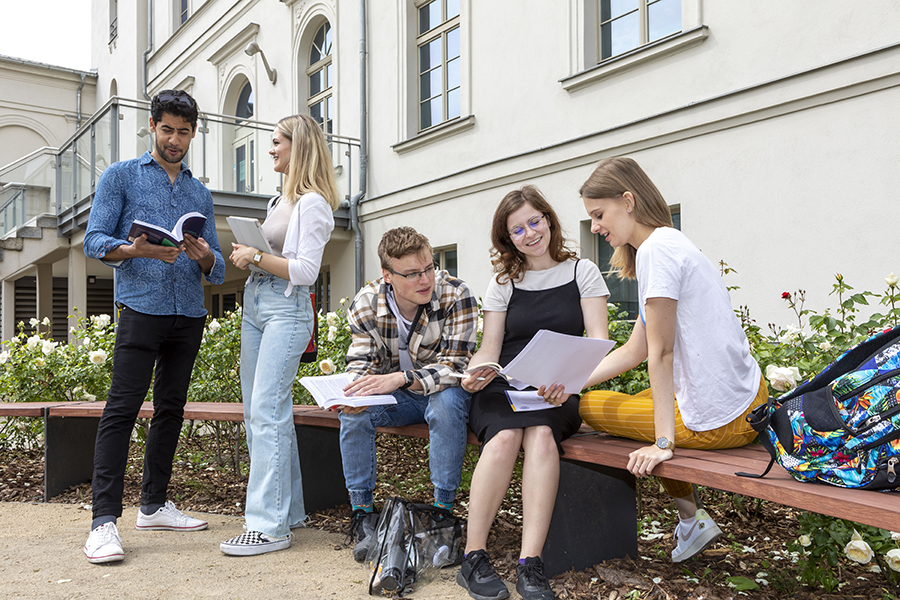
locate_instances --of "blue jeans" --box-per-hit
[339,385,471,507]
[240,273,313,537]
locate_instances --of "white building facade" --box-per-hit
[2,0,899,339]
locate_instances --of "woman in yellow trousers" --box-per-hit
[578,157,767,563]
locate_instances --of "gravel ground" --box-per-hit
[0,502,476,600]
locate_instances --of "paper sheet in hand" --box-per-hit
[505,390,558,412]
[299,373,397,410]
[501,330,616,393]
[226,216,274,273]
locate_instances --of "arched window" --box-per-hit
[307,22,333,134]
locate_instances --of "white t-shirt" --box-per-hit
[482,259,609,312]
[636,227,761,431]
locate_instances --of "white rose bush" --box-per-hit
[0,314,116,449]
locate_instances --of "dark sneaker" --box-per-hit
[349,509,380,563]
[516,556,555,599]
[456,549,510,600]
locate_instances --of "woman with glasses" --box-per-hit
[578,157,766,563]
[456,186,609,600]
[221,114,339,556]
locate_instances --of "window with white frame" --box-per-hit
[307,22,334,135]
[416,0,460,131]
[562,0,704,92]
[433,246,458,278]
[596,208,680,319]
[598,0,681,61]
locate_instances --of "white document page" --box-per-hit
[501,330,616,394]
[505,390,558,412]
[299,373,397,409]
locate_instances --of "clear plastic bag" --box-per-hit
[366,496,465,596]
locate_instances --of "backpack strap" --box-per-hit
[735,397,778,479]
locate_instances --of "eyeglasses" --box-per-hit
[389,264,436,281]
[509,214,547,240]
[155,90,196,108]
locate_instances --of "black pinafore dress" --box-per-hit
[468,260,586,453]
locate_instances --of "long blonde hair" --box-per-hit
[579,157,673,279]
[276,114,340,210]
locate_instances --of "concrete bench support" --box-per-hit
[543,458,638,577]
[44,414,100,501]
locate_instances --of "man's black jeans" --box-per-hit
[91,307,205,519]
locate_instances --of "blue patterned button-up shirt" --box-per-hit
[83,152,225,317]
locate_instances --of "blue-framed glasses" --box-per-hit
[509,214,547,240]
[389,263,436,280]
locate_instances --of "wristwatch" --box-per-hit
[252,251,264,266]
[655,436,675,451]
[399,370,415,390]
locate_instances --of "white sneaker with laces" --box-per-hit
[671,509,723,562]
[135,500,208,531]
[220,531,292,556]
[84,522,125,564]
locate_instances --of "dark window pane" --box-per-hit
[309,69,324,97]
[671,210,681,230]
[447,26,460,59]
[649,0,681,42]
[419,38,442,72]
[445,250,458,277]
[420,67,442,101]
[310,100,323,124]
[448,87,460,119]
[326,63,333,89]
[419,1,441,34]
[420,97,443,130]
[236,83,253,118]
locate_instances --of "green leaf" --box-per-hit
[726,576,759,591]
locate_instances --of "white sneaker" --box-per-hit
[671,509,723,562]
[84,522,125,564]
[135,501,208,531]
[220,531,292,556]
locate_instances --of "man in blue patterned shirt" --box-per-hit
[81,90,225,564]
[340,226,478,563]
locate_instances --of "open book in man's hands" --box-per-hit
[127,211,206,247]
[299,373,397,409]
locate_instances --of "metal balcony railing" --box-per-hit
[0,96,360,238]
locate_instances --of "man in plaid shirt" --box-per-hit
[340,226,478,563]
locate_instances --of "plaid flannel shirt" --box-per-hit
[344,270,478,396]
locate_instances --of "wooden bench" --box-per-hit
[4,401,900,579]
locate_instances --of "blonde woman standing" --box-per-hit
[221,115,339,555]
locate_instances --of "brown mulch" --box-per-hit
[0,433,895,599]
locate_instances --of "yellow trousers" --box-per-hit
[579,373,768,498]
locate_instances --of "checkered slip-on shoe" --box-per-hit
[220,531,292,556]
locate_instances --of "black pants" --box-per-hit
[91,307,205,519]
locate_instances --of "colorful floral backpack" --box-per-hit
[740,325,900,490]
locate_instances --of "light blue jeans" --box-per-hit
[339,385,471,507]
[240,272,313,537]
